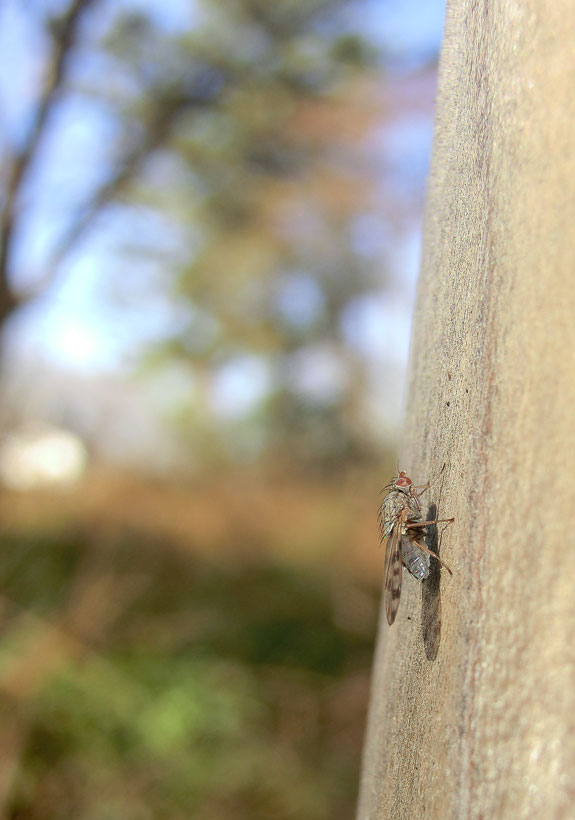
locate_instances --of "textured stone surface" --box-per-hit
[357,2,575,818]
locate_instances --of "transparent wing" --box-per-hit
[383,518,403,625]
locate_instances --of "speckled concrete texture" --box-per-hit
[357,2,575,818]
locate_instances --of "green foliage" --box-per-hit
[0,527,376,820]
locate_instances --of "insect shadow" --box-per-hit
[421,502,442,660]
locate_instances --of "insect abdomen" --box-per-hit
[401,538,430,581]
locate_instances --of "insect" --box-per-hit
[379,470,453,625]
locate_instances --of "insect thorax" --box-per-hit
[380,487,421,538]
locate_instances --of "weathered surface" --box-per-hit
[357,1,575,819]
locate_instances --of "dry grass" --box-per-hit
[0,465,385,584]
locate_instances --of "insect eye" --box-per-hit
[396,475,412,487]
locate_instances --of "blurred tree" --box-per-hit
[0,0,396,470]
[0,7,414,820]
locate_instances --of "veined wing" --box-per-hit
[383,517,403,625]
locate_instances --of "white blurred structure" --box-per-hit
[0,426,88,490]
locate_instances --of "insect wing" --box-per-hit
[383,518,403,625]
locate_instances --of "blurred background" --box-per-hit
[0,1,445,818]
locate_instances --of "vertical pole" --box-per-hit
[357,1,575,818]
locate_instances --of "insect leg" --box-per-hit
[411,483,430,499]
[412,463,447,497]
[407,517,454,528]
[411,539,453,575]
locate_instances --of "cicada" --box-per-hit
[379,470,453,625]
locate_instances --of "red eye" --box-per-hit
[396,473,412,487]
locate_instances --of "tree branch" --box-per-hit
[0,0,97,321]
[43,89,201,279]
